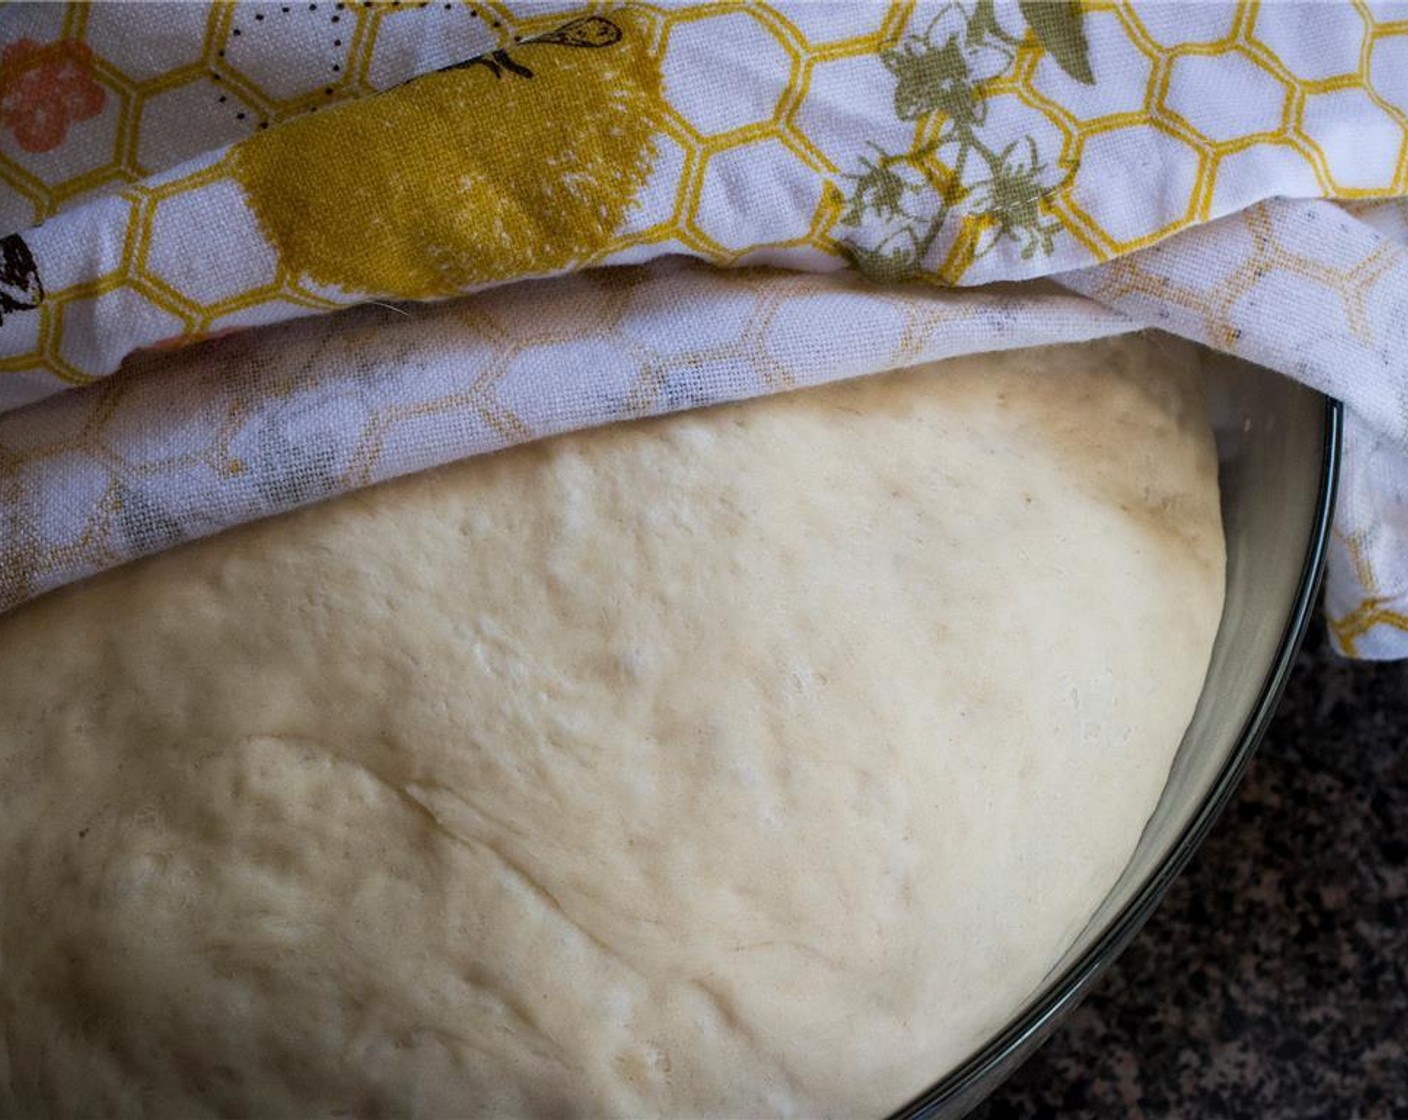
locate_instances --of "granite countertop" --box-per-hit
[970,619,1408,1120]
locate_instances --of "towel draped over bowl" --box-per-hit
[1,0,1406,655]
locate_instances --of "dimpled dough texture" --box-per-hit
[0,335,1223,1119]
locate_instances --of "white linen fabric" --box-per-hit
[1,1,1407,653]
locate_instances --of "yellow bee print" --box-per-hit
[227,13,662,301]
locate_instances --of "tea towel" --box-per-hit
[2,0,1408,655]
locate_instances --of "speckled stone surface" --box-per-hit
[969,620,1408,1120]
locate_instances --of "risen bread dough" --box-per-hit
[0,335,1223,1119]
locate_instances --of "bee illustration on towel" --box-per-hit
[231,7,660,300]
[438,15,622,81]
[0,233,42,328]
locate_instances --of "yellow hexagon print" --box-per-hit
[225,12,663,300]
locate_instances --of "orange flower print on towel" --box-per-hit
[227,13,662,300]
[0,39,106,154]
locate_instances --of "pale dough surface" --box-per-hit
[0,335,1224,1119]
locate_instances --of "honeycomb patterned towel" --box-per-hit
[2,0,1408,656]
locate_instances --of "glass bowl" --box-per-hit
[889,347,1343,1119]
